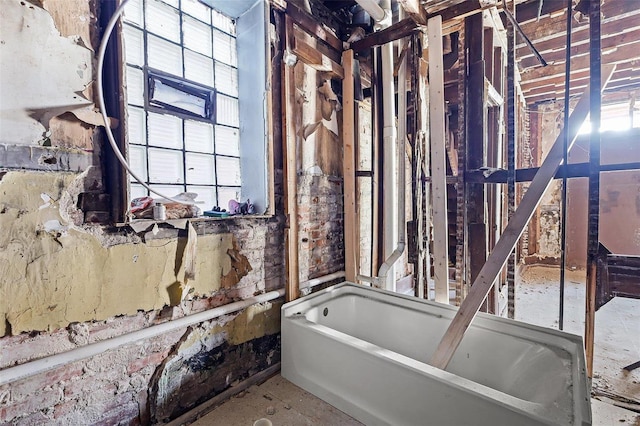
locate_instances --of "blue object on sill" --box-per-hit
[203,210,230,218]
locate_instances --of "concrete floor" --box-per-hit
[192,265,639,425]
[516,265,640,425]
[191,374,361,426]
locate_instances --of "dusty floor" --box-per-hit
[516,265,640,425]
[192,265,639,425]
[191,374,361,426]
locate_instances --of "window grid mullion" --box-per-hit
[142,0,151,196]
[179,0,188,194]
[210,5,220,208]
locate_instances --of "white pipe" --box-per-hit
[353,0,405,291]
[379,8,407,291]
[0,289,285,386]
[354,0,387,23]
[379,0,396,291]
[380,38,397,291]
[300,271,346,293]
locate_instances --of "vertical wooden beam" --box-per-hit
[428,16,450,304]
[464,14,487,303]
[506,1,517,320]
[429,64,615,370]
[342,50,358,282]
[454,25,466,305]
[585,0,602,379]
[372,47,383,276]
[283,17,299,302]
[417,33,431,299]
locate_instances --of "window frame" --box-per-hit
[101,0,274,224]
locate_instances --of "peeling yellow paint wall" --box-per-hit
[222,301,282,345]
[0,171,237,335]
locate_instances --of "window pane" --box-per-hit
[184,50,214,87]
[130,183,147,200]
[213,30,236,66]
[127,106,146,145]
[128,145,148,182]
[185,120,214,153]
[216,94,239,127]
[148,112,182,149]
[159,0,178,7]
[123,0,143,27]
[148,184,186,199]
[126,66,145,106]
[182,0,211,24]
[215,62,238,97]
[212,9,235,36]
[218,187,241,210]
[148,148,184,184]
[186,153,215,185]
[123,25,144,66]
[183,16,213,57]
[151,79,208,118]
[148,35,182,77]
[187,186,216,209]
[216,156,241,186]
[214,125,239,156]
[146,0,180,43]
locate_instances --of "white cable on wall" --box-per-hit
[97,0,193,206]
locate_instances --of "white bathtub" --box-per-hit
[282,283,591,426]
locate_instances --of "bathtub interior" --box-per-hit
[291,284,582,412]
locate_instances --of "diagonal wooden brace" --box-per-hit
[429,64,616,370]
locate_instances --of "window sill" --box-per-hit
[117,214,276,232]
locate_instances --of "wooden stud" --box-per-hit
[464,13,488,300]
[427,15,449,304]
[429,64,616,370]
[454,23,467,305]
[283,16,299,302]
[585,0,602,379]
[285,2,343,52]
[398,0,428,24]
[342,50,358,282]
[351,18,419,52]
[506,0,516,320]
[417,33,431,299]
[291,36,344,79]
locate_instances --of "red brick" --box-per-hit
[94,402,139,426]
[12,409,50,425]
[65,378,118,399]
[54,399,81,419]
[0,330,73,369]
[0,388,62,423]
[7,363,83,401]
[126,349,169,375]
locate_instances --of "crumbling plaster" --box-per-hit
[0,171,239,335]
[0,0,95,145]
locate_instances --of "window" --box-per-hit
[578,100,640,135]
[120,0,268,213]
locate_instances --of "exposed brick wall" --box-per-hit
[0,218,285,424]
[298,174,345,281]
